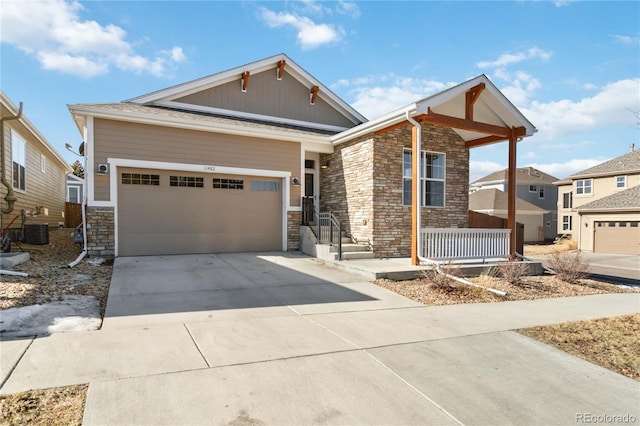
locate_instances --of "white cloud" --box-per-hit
[338,74,453,119]
[259,8,343,50]
[476,47,552,69]
[336,1,361,17]
[499,71,542,107]
[612,34,640,45]
[0,0,186,78]
[522,78,640,141]
[469,160,505,182]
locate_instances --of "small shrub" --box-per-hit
[497,260,532,286]
[421,262,461,289]
[548,252,590,283]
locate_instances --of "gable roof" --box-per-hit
[471,167,559,186]
[126,53,367,130]
[469,188,548,214]
[566,149,640,180]
[332,74,536,145]
[576,185,640,212]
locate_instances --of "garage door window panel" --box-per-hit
[122,173,160,185]
[252,181,280,191]
[213,178,244,189]
[170,176,204,188]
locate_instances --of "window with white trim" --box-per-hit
[575,179,592,195]
[529,185,537,192]
[538,186,544,199]
[562,215,572,231]
[616,176,626,189]
[68,186,80,203]
[402,149,445,207]
[12,131,26,190]
[562,191,573,209]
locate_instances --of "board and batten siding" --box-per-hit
[0,125,67,228]
[175,70,355,129]
[92,118,301,206]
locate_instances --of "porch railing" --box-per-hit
[317,212,342,260]
[420,228,510,260]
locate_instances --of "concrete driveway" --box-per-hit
[2,253,639,425]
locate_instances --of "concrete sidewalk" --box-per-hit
[2,292,639,425]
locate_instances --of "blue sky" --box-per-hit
[1,0,639,181]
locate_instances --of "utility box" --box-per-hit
[24,224,49,245]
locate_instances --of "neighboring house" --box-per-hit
[68,53,535,258]
[1,91,71,233]
[470,167,559,240]
[469,188,548,243]
[555,146,640,254]
[66,173,84,203]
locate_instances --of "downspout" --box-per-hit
[68,143,88,267]
[1,102,23,215]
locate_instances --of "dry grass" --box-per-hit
[0,385,87,426]
[519,314,640,382]
[523,237,577,256]
[375,273,636,306]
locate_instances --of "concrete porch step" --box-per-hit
[332,243,371,253]
[340,251,376,260]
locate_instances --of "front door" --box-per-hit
[303,173,315,225]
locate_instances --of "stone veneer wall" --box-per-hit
[319,136,374,244]
[287,211,301,251]
[372,123,469,258]
[320,123,469,258]
[86,206,115,257]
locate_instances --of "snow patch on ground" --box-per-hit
[0,295,101,337]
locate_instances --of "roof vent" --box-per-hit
[631,143,635,153]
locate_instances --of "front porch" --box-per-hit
[311,253,544,281]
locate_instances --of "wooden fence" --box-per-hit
[65,202,82,228]
[469,210,524,255]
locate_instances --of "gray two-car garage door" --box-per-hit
[117,168,283,256]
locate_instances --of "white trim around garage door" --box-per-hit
[106,158,292,256]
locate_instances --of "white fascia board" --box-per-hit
[126,53,367,126]
[158,100,349,133]
[576,207,640,214]
[415,75,537,137]
[125,55,290,104]
[301,140,334,154]
[68,104,333,146]
[331,104,416,145]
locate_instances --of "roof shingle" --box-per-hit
[576,185,640,211]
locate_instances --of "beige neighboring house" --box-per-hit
[1,91,71,234]
[68,54,536,258]
[469,188,548,242]
[555,146,640,254]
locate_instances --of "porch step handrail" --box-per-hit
[421,228,510,260]
[317,212,342,260]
